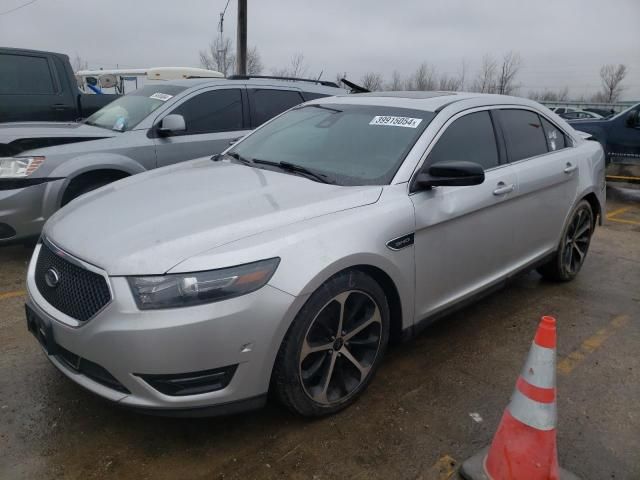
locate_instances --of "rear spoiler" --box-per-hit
[340,78,370,94]
[575,130,593,140]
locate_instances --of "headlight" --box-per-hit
[128,258,280,309]
[0,156,46,178]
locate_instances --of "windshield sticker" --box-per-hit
[369,116,422,128]
[149,92,173,102]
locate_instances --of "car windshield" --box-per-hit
[84,85,186,132]
[228,103,435,186]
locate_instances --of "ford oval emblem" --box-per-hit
[45,267,60,288]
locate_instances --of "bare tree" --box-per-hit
[496,51,521,95]
[409,62,437,91]
[246,46,263,75]
[72,53,88,72]
[200,37,262,76]
[471,55,498,93]
[361,72,384,91]
[273,53,309,78]
[199,37,235,76]
[387,70,404,91]
[528,86,570,102]
[599,64,627,103]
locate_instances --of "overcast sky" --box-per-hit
[1,0,639,100]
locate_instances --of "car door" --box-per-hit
[0,52,76,122]
[247,87,306,128]
[154,86,250,168]
[411,109,520,320]
[606,105,640,163]
[494,109,580,265]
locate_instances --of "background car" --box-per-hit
[584,107,615,118]
[559,110,603,120]
[0,76,345,244]
[25,92,605,417]
[568,102,640,165]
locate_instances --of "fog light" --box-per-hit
[137,365,238,396]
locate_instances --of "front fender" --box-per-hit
[170,192,417,334]
[43,153,147,213]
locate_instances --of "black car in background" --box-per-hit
[0,47,118,123]
[584,107,615,118]
[568,103,640,165]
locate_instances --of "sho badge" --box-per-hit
[44,267,60,288]
[386,233,415,251]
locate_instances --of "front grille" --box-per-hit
[35,241,111,321]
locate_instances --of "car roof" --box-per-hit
[309,91,547,113]
[147,77,345,95]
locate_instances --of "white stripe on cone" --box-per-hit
[508,389,557,431]
[520,341,557,389]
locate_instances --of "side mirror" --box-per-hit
[158,114,186,136]
[625,110,639,128]
[413,161,485,190]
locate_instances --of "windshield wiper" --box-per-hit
[252,159,335,184]
[217,151,252,166]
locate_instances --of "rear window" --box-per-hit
[497,109,549,161]
[0,54,56,95]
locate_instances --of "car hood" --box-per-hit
[0,122,116,155]
[44,158,382,275]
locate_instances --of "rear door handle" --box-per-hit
[493,183,515,196]
[564,163,577,174]
[51,104,71,111]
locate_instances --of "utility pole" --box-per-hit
[236,0,247,75]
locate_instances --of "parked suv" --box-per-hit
[0,77,345,243]
[26,92,605,417]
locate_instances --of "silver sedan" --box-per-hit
[25,92,605,417]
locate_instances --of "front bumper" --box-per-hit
[26,244,305,413]
[0,179,64,243]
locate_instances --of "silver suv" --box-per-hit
[0,77,344,243]
[26,92,605,417]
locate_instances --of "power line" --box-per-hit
[222,0,232,16]
[0,0,40,16]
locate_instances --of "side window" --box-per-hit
[497,109,548,161]
[250,89,304,127]
[171,89,243,135]
[302,91,330,101]
[540,117,568,151]
[0,54,56,94]
[427,111,499,170]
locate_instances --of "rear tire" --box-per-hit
[272,270,390,417]
[537,200,594,282]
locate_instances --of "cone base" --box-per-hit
[460,447,581,480]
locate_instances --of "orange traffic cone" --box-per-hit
[460,316,580,480]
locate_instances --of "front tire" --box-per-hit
[273,270,390,417]
[537,200,594,282]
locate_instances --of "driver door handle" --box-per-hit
[493,182,515,196]
[564,163,578,174]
